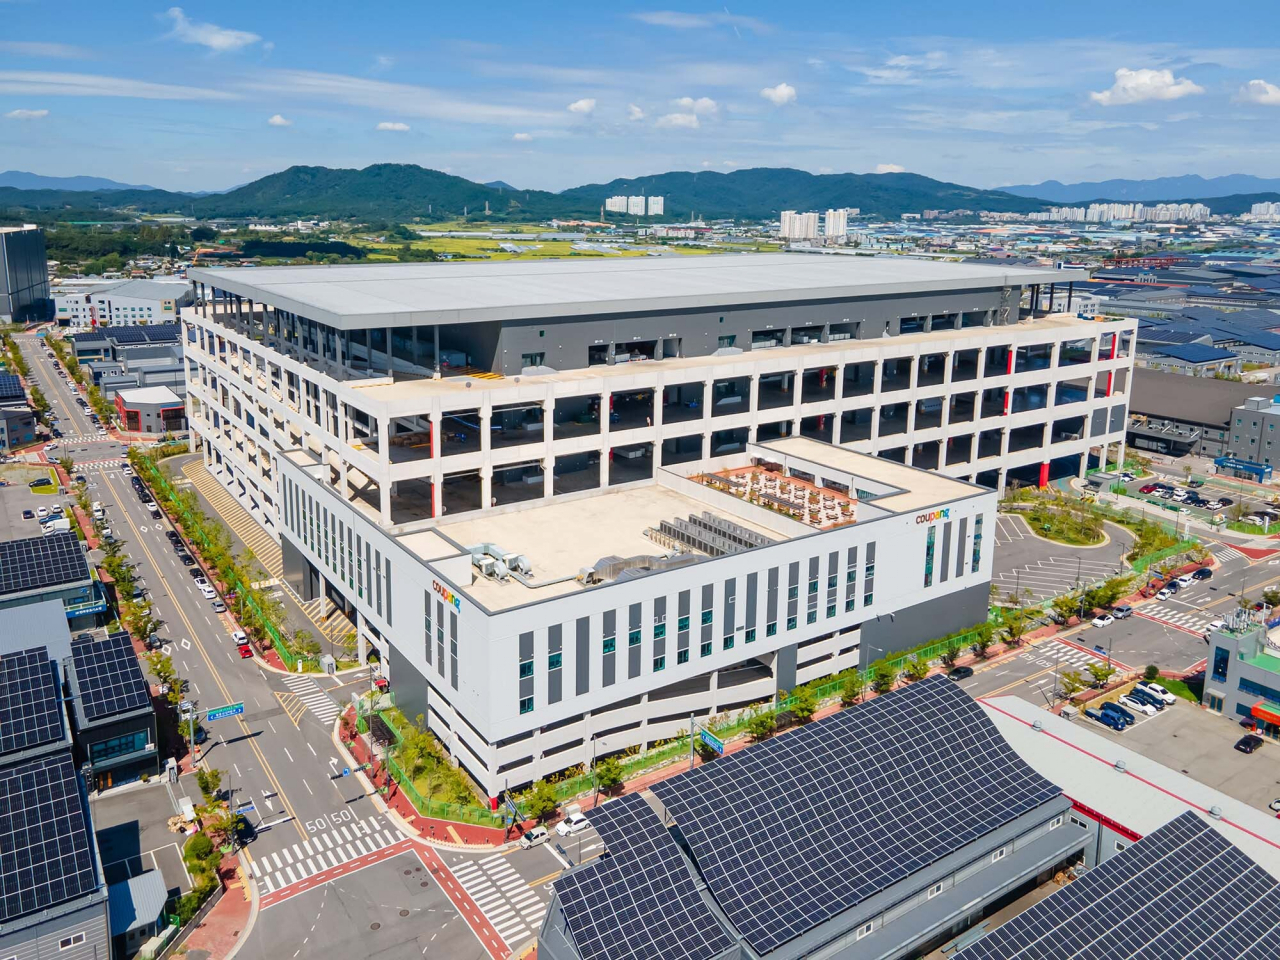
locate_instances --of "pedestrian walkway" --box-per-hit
[183,461,284,578]
[250,814,399,893]
[280,673,341,723]
[1213,545,1247,564]
[449,853,548,946]
[1136,605,1214,637]
[1033,638,1113,670]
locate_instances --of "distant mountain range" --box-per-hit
[0,170,158,192]
[1002,174,1280,203]
[0,163,1045,222]
[484,180,519,192]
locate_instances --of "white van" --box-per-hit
[91,501,104,520]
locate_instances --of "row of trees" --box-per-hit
[128,447,322,662]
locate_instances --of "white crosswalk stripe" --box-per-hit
[449,854,548,944]
[1032,640,1110,667]
[281,673,341,722]
[1214,546,1247,563]
[252,816,398,893]
[1142,606,1213,634]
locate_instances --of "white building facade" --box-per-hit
[182,255,1133,798]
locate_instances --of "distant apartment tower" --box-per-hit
[824,208,849,237]
[604,196,628,214]
[646,196,664,217]
[779,210,819,240]
[0,224,51,324]
[627,196,646,216]
[1250,202,1280,221]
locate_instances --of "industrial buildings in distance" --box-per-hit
[182,253,1134,801]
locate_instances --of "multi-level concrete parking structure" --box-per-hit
[184,255,1135,800]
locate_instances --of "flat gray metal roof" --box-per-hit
[189,254,1083,329]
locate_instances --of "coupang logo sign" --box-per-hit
[433,580,462,612]
[915,508,950,525]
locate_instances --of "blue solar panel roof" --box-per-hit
[0,647,64,756]
[956,811,1280,960]
[1153,343,1238,363]
[71,632,150,721]
[0,374,23,402]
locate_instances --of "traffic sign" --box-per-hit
[236,801,256,815]
[699,728,725,755]
[206,702,245,722]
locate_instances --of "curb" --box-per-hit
[224,849,259,960]
[328,716,516,853]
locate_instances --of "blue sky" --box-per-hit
[3,1,1280,193]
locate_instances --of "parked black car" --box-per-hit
[1193,567,1213,581]
[1236,734,1264,754]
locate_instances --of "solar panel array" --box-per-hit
[72,632,151,721]
[956,810,1280,960]
[556,793,737,960]
[650,675,1062,954]
[0,752,97,922]
[0,373,23,401]
[0,532,90,596]
[0,648,63,756]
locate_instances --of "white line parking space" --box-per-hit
[993,555,1123,602]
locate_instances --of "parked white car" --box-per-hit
[1092,614,1115,628]
[1177,574,1195,586]
[1118,694,1158,717]
[555,812,590,837]
[1136,681,1177,705]
[199,585,217,600]
[1156,588,1173,601]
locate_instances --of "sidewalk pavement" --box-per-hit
[175,856,253,960]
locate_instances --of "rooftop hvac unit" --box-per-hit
[492,560,510,581]
[477,556,496,577]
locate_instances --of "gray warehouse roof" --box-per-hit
[188,254,1083,328]
[1129,367,1264,426]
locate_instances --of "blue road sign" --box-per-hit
[699,728,725,755]
[206,702,244,722]
[236,801,256,815]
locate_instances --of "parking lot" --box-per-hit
[1078,695,1280,815]
[1117,473,1280,531]
[992,513,1129,603]
[0,462,73,538]
[92,780,194,899]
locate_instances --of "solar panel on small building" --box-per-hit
[0,751,98,921]
[649,675,1061,954]
[0,532,91,596]
[955,810,1280,960]
[0,373,24,402]
[0,647,63,755]
[556,792,736,960]
[72,632,150,721]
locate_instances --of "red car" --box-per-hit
[237,644,254,659]
[1139,484,1158,494]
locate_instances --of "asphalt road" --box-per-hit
[16,333,126,467]
[17,335,561,958]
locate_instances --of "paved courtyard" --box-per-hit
[991,513,1129,603]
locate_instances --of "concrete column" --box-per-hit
[1051,341,1062,369]
[1000,427,1011,459]
[481,465,493,511]
[791,364,804,438]
[997,467,1008,495]
[701,380,713,459]
[433,325,441,379]
[542,396,556,498]
[831,366,844,445]
[386,327,393,375]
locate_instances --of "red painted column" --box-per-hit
[1105,333,1118,396]
[1039,462,1050,488]
[1004,349,1015,414]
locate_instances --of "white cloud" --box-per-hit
[874,163,905,174]
[672,96,717,115]
[631,11,770,34]
[376,121,410,131]
[372,55,395,72]
[0,70,235,101]
[240,70,557,124]
[627,103,645,121]
[1089,67,1203,106]
[267,113,291,126]
[567,98,596,114]
[4,108,48,120]
[760,82,796,106]
[512,132,533,141]
[0,41,89,59]
[162,7,262,53]
[656,112,700,129]
[1237,79,1280,105]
